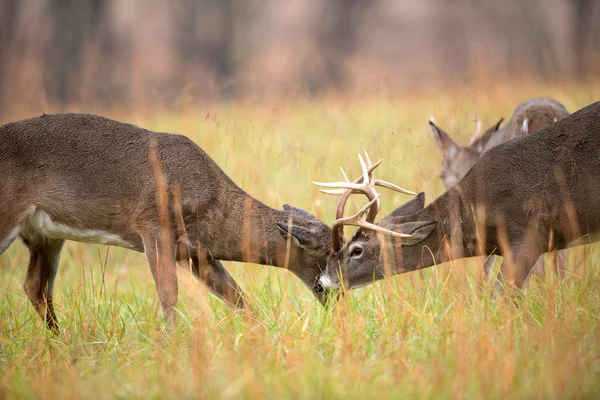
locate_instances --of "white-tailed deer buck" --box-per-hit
[430,98,570,279]
[0,113,336,331]
[313,101,600,296]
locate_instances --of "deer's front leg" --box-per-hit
[495,246,543,297]
[142,232,178,324]
[191,255,248,309]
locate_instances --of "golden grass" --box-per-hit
[1,81,600,399]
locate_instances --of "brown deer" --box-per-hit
[430,98,569,189]
[430,98,570,279]
[0,113,338,332]
[313,101,600,296]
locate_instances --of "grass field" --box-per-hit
[1,82,600,399]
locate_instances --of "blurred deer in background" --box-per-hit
[429,98,570,281]
[0,113,343,331]
[314,101,600,297]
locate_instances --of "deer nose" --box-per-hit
[314,279,324,294]
[314,274,335,293]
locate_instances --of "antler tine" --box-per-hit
[339,167,350,182]
[331,194,413,250]
[319,188,348,195]
[315,167,351,195]
[357,153,370,187]
[468,115,482,145]
[374,180,418,196]
[312,159,383,191]
[363,150,373,168]
[314,152,416,251]
[314,157,384,223]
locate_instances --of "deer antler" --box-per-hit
[468,115,482,146]
[313,152,416,220]
[331,195,413,245]
[313,151,416,252]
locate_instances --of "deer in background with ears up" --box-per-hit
[0,113,341,332]
[313,101,600,298]
[429,98,570,281]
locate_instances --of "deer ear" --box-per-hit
[282,204,318,220]
[521,118,529,134]
[276,222,319,250]
[380,192,425,224]
[489,118,504,133]
[429,120,460,160]
[397,221,437,246]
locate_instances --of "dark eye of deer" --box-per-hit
[350,246,363,258]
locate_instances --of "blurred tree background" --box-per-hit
[0,0,599,113]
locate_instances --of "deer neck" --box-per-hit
[401,189,476,271]
[201,190,292,267]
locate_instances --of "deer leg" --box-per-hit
[190,255,248,309]
[524,248,567,284]
[142,232,178,324]
[483,255,497,280]
[495,248,542,297]
[530,254,547,280]
[22,237,64,332]
[477,255,497,293]
[551,250,567,279]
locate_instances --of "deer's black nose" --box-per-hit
[314,278,324,293]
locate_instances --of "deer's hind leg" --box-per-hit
[22,236,65,332]
[0,211,64,331]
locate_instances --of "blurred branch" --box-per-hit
[0,0,20,114]
[175,0,236,99]
[573,0,593,77]
[44,0,108,107]
[312,0,372,93]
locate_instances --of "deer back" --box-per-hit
[458,100,600,251]
[431,98,569,190]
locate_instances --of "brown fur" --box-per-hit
[0,113,332,331]
[319,101,600,294]
[430,98,570,280]
[431,98,569,189]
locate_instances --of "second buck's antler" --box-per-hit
[468,115,483,146]
[313,151,416,252]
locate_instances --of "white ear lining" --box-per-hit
[521,118,529,134]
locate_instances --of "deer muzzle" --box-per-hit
[314,273,339,293]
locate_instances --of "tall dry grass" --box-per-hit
[1,81,599,399]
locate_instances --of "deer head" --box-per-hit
[312,153,428,292]
[430,117,503,189]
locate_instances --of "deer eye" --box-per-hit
[350,245,363,259]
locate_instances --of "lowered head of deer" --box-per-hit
[0,113,337,331]
[312,152,420,292]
